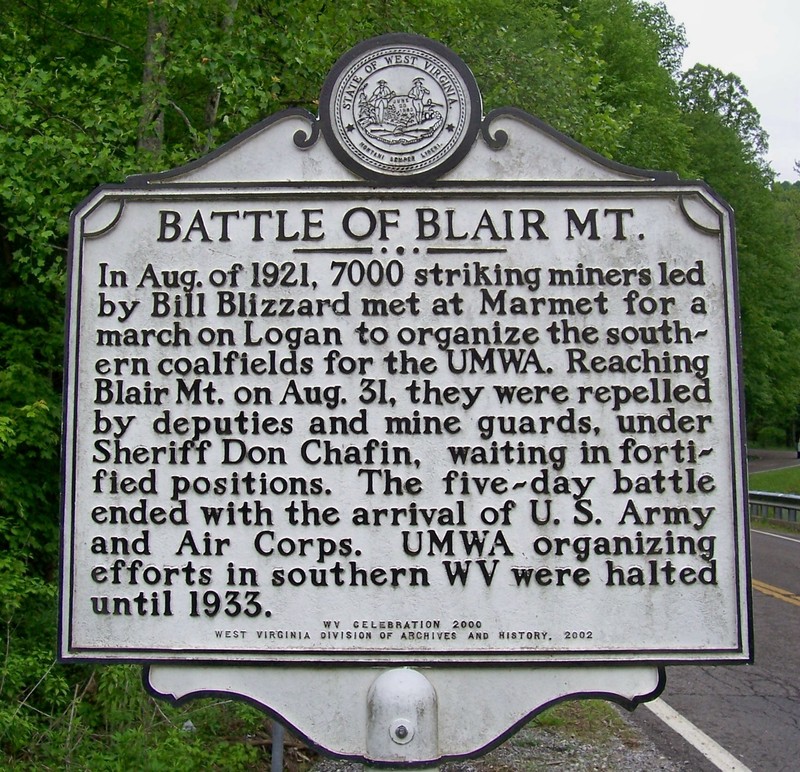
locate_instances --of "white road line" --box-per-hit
[644,698,751,771]
[751,528,800,544]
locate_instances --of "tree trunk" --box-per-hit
[203,0,239,152]
[138,0,168,157]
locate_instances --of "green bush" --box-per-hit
[3,663,275,770]
[754,426,790,448]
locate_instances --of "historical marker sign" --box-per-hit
[60,35,751,673]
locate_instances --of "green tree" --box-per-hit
[540,0,692,172]
[679,64,800,437]
[680,65,769,169]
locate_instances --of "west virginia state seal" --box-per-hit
[320,34,482,183]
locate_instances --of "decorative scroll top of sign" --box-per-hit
[320,34,482,182]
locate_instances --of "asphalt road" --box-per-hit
[747,448,800,475]
[629,451,800,771]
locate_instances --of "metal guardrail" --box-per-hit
[749,490,800,526]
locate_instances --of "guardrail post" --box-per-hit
[749,490,800,527]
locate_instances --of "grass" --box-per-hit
[530,699,639,745]
[749,465,800,494]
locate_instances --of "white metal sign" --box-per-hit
[61,35,751,671]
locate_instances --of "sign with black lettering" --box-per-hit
[60,34,751,667]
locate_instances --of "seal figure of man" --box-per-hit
[408,77,430,122]
[372,79,393,123]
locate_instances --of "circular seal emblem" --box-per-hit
[320,34,482,183]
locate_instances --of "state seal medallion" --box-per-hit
[320,34,482,183]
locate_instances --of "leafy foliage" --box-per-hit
[677,64,800,434]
